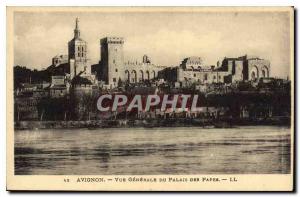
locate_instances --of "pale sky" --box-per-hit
[14,9,292,78]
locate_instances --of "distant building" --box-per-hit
[20,83,37,92]
[14,82,50,121]
[49,76,68,98]
[70,75,94,97]
[52,55,68,66]
[124,56,164,84]
[245,55,271,80]
[143,54,151,63]
[15,96,39,120]
[217,55,270,82]
[51,76,65,86]
[99,37,125,87]
[49,85,67,98]
[180,56,204,70]
[159,55,271,86]
[47,18,97,99]
[70,75,97,120]
[48,19,271,90]
[97,37,165,88]
[68,18,91,79]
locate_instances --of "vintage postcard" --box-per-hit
[7,7,294,191]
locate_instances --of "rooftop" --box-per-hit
[71,75,93,85]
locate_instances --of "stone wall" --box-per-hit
[247,59,271,80]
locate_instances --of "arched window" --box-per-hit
[152,70,156,79]
[146,71,150,80]
[125,70,130,82]
[131,70,137,83]
[251,71,256,80]
[262,66,269,78]
[250,66,259,81]
[139,70,144,81]
[262,70,266,78]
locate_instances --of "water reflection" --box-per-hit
[15,126,291,175]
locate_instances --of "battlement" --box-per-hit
[124,60,162,68]
[100,37,124,45]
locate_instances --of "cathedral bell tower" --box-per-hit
[68,18,90,79]
[74,18,80,39]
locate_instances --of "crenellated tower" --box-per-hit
[100,37,125,87]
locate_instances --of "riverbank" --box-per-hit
[14,117,290,130]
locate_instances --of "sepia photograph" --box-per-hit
[6,6,294,191]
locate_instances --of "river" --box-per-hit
[14,126,291,175]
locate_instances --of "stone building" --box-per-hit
[49,18,271,90]
[47,18,94,83]
[49,76,68,98]
[159,55,271,86]
[47,18,97,100]
[97,37,165,88]
[70,75,94,97]
[52,55,68,66]
[216,55,270,82]
[99,37,125,86]
[14,83,50,121]
[177,56,232,84]
[244,56,270,80]
[70,75,98,120]
[68,18,91,79]
[180,56,204,70]
[124,57,163,83]
[15,96,39,120]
